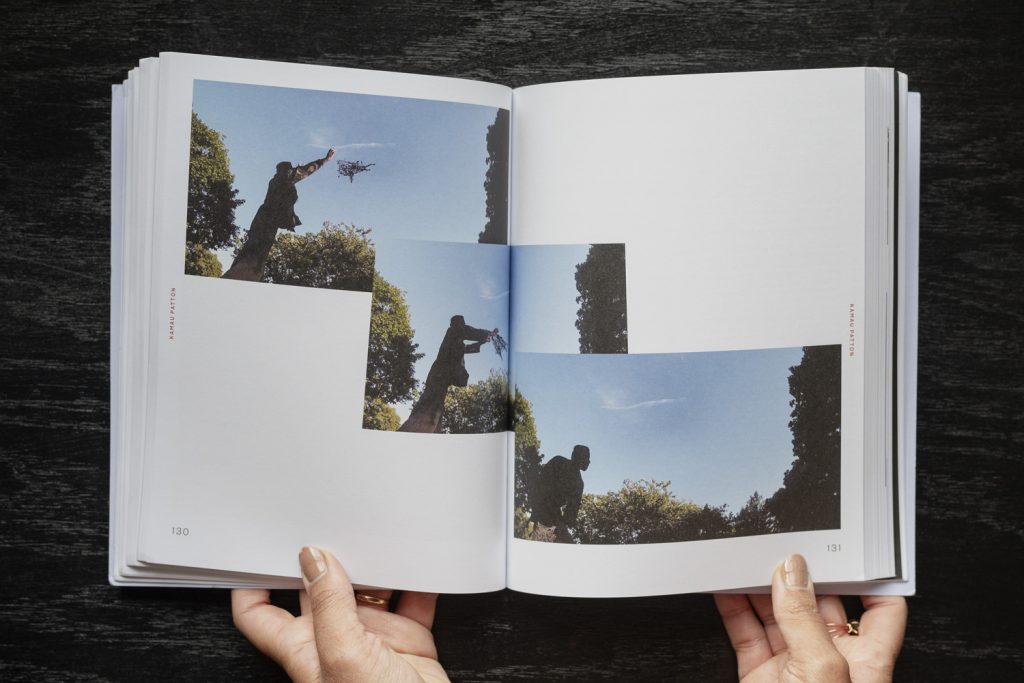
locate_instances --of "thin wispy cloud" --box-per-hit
[337,142,394,150]
[478,273,509,302]
[480,288,509,301]
[306,139,395,151]
[306,127,395,150]
[601,396,687,411]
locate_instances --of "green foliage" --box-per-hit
[767,345,842,532]
[441,370,509,434]
[186,112,243,271]
[575,243,628,353]
[478,109,510,244]
[263,222,375,292]
[364,272,423,409]
[362,397,401,431]
[575,479,733,544]
[511,386,542,512]
[184,243,223,277]
[682,503,735,540]
[733,491,776,537]
[513,506,533,541]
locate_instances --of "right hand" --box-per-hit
[714,554,907,682]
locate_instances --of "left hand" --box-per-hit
[232,547,449,682]
[325,147,336,161]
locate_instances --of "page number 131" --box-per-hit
[826,543,841,552]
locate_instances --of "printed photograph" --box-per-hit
[184,80,510,289]
[511,243,627,354]
[512,345,841,544]
[362,239,510,434]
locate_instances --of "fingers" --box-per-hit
[771,555,850,681]
[299,546,368,672]
[816,595,848,632]
[396,591,439,630]
[231,589,297,665]
[357,605,439,660]
[748,593,786,653]
[714,593,773,678]
[859,594,908,655]
[354,588,393,610]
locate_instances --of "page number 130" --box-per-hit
[171,526,190,536]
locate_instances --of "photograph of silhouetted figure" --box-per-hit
[222,148,335,281]
[399,315,497,434]
[531,445,591,542]
[513,346,841,545]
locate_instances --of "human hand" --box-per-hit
[326,147,336,161]
[714,554,907,683]
[232,547,449,682]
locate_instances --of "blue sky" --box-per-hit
[514,347,808,511]
[511,244,591,354]
[373,239,510,421]
[191,80,503,268]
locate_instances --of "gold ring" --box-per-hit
[826,620,860,637]
[354,593,389,608]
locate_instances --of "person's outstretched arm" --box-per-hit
[715,554,907,682]
[293,148,336,182]
[233,547,449,682]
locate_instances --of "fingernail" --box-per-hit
[299,546,327,587]
[784,554,809,589]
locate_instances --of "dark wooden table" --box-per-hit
[2,1,1022,680]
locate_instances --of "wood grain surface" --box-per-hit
[2,1,1022,680]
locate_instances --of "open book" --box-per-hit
[111,53,918,596]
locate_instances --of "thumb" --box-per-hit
[772,554,851,682]
[299,547,367,674]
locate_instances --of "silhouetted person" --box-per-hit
[531,445,591,542]
[223,148,335,281]
[399,315,496,433]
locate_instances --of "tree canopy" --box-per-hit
[733,491,776,537]
[477,108,509,245]
[186,112,243,275]
[263,222,375,292]
[512,385,542,512]
[185,243,224,277]
[362,397,402,431]
[575,243,628,353]
[767,345,842,531]
[574,479,733,544]
[363,272,423,416]
[440,370,509,434]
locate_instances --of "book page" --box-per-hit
[507,69,872,596]
[134,54,511,592]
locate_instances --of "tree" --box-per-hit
[767,345,842,532]
[677,503,734,541]
[185,243,223,277]
[263,222,375,292]
[186,112,243,275]
[363,272,423,423]
[440,370,509,434]
[733,491,776,536]
[575,479,716,544]
[575,243,628,353]
[477,109,509,244]
[362,397,401,431]
[511,386,541,513]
